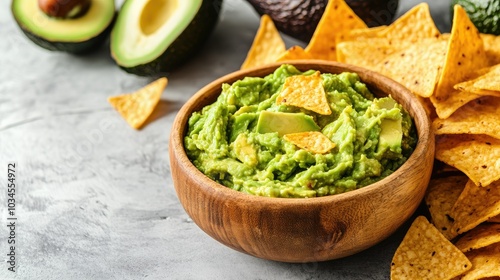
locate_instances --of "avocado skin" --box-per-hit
[117,0,223,77]
[245,0,399,42]
[12,14,116,55]
[347,0,399,27]
[246,0,326,43]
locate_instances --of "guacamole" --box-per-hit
[184,65,417,198]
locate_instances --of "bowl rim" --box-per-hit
[170,60,433,206]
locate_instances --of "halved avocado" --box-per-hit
[110,0,223,76]
[11,0,115,54]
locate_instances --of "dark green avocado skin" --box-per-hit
[11,2,116,55]
[245,0,399,42]
[119,0,223,76]
[13,15,115,55]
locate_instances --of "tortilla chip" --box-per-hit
[460,242,500,280]
[431,5,489,119]
[433,96,500,140]
[338,25,387,42]
[276,46,313,62]
[455,223,500,253]
[435,134,500,187]
[440,33,451,40]
[305,0,367,61]
[276,71,332,115]
[336,38,408,70]
[454,64,500,96]
[455,81,500,98]
[490,215,500,223]
[425,175,468,240]
[283,131,336,154]
[481,33,500,66]
[108,77,167,129]
[376,39,447,98]
[241,14,286,70]
[417,96,437,119]
[432,93,483,120]
[451,179,500,235]
[391,216,471,280]
[432,161,461,177]
[377,3,440,42]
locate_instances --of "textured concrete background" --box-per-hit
[1,0,450,279]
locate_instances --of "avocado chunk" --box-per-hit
[245,0,399,42]
[232,134,258,167]
[374,98,403,154]
[378,118,403,153]
[110,0,222,76]
[11,0,115,54]
[374,97,397,110]
[257,111,320,136]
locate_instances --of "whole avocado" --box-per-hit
[245,0,399,42]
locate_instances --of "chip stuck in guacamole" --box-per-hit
[184,65,417,198]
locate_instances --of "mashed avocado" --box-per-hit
[185,65,417,198]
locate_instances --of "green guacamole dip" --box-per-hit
[184,65,417,198]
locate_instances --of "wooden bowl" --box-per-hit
[169,60,434,262]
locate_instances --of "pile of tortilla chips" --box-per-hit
[241,0,500,279]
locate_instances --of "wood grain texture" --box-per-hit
[169,60,434,262]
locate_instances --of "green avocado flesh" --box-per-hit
[257,111,320,136]
[12,0,115,53]
[111,0,222,76]
[184,64,417,198]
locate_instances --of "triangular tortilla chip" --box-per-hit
[377,3,440,42]
[454,64,500,95]
[490,215,500,223]
[284,131,336,154]
[338,25,387,42]
[376,39,447,98]
[451,179,500,235]
[336,38,408,70]
[455,223,500,253]
[439,33,451,41]
[305,0,367,61]
[431,5,489,119]
[433,96,500,140]
[435,134,500,187]
[276,46,313,62]
[276,71,332,115]
[461,242,500,280]
[241,14,286,69]
[432,161,461,176]
[425,175,468,240]
[391,216,471,279]
[481,33,500,66]
[455,81,500,98]
[108,77,167,129]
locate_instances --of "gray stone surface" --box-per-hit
[1,0,450,279]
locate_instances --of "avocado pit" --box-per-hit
[38,0,91,19]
